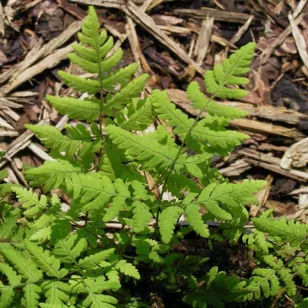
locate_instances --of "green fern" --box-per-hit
[253,214,308,248]
[159,206,183,244]
[198,180,265,221]
[12,187,47,218]
[0,5,289,308]
[152,90,248,154]
[205,43,255,99]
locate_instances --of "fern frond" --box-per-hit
[0,209,20,240]
[12,187,47,218]
[242,230,270,254]
[25,241,68,278]
[41,281,70,306]
[205,43,255,99]
[0,285,15,308]
[187,81,248,119]
[46,95,100,122]
[263,255,297,296]
[119,98,153,130]
[103,196,127,222]
[0,243,43,282]
[253,215,308,248]
[30,226,52,243]
[0,263,22,286]
[115,260,140,280]
[132,201,153,233]
[79,176,131,212]
[83,293,117,308]
[184,266,246,307]
[23,284,41,308]
[288,257,308,287]
[70,275,120,294]
[101,63,139,90]
[159,206,183,244]
[26,124,94,160]
[78,248,115,269]
[59,62,138,99]
[106,125,210,176]
[198,180,265,220]
[184,203,209,238]
[245,268,280,300]
[54,234,87,264]
[25,160,83,194]
[58,70,100,94]
[152,90,248,153]
[105,74,148,110]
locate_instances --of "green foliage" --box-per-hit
[0,5,304,308]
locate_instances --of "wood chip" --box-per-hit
[0,2,4,36]
[126,16,156,78]
[230,15,254,45]
[288,14,308,69]
[194,16,214,65]
[281,137,308,170]
[174,7,253,24]
[240,149,308,182]
[219,159,251,177]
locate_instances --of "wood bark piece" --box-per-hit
[0,38,43,85]
[239,149,308,182]
[174,7,253,24]
[219,159,251,177]
[0,97,22,109]
[230,15,254,45]
[0,2,4,36]
[126,16,156,78]
[69,0,124,8]
[28,143,54,161]
[289,14,308,69]
[0,21,81,86]
[194,16,214,65]
[281,137,308,170]
[246,158,308,182]
[1,45,73,95]
[231,118,304,140]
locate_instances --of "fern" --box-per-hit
[0,243,43,282]
[115,260,140,280]
[253,214,308,248]
[24,241,68,278]
[198,180,265,221]
[12,187,47,218]
[159,206,183,244]
[205,42,255,99]
[152,90,248,154]
[187,81,248,119]
[0,5,290,308]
